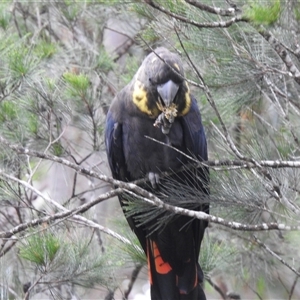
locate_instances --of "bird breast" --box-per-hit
[122,115,185,180]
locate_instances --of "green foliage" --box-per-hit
[0,101,17,122]
[256,275,267,297]
[60,0,80,21]
[27,113,39,134]
[63,72,90,97]
[1,0,300,299]
[7,43,39,79]
[97,47,115,73]
[295,4,300,21]
[44,77,56,91]
[138,25,161,44]
[111,218,146,265]
[34,40,57,59]
[0,2,11,30]
[131,2,155,19]
[57,229,124,289]
[19,231,60,267]
[0,1,136,299]
[245,0,281,25]
[200,237,237,276]
[52,142,64,156]
[18,227,123,293]
[120,55,140,86]
[8,49,28,78]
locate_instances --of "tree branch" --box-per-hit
[206,277,227,300]
[289,269,300,300]
[124,189,300,232]
[185,0,238,16]
[175,29,300,215]
[0,172,131,245]
[144,0,245,29]
[261,30,300,86]
[123,264,143,300]
[253,235,300,277]
[2,136,300,232]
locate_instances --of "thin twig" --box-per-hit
[2,137,300,231]
[144,0,245,28]
[4,135,300,171]
[124,188,300,231]
[24,273,44,300]
[261,30,300,86]
[123,264,143,300]
[253,235,300,277]
[0,282,21,300]
[0,174,129,245]
[175,28,300,215]
[1,166,300,247]
[289,270,300,300]
[185,0,238,16]
[206,277,227,300]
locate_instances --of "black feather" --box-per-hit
[105,47,209,300]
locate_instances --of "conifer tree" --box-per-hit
[1,1,300,299]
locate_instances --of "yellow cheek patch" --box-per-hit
[179,82,191,116]
[132,80,158,117]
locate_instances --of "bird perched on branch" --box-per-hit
[105,47,209,300]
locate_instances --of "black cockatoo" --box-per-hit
[105,47,209,300]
